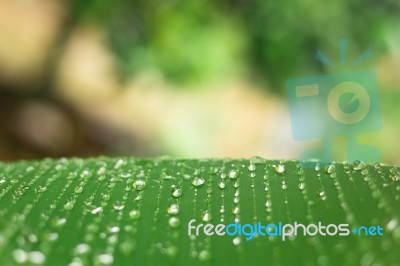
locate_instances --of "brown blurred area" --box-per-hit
[0,0,274,160]
[0,0,399,163]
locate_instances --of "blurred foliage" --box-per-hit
[68,0,400,89]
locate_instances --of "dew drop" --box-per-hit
[167,204,180,215]
[168,217,180,228]
[248,164,256,172]
[250,156,265,164]
[64,200,75,211]
[113,203,125,211]
[13,249,27,263]
[133,179,146,191]
[74,186,83,194]
[35,186,47,193]
[274,164,285,174]
[228,169,239,179]
[192,177,205,187]
[165,246,178,258]
[352,160,366,171]
[389,174,400,182]
[201,211,212,222]
[387,219,398,231]
[361,169,369,176]
[114,159,124,169]
[91,206,103,215]
[319,190,327,201]
[96,253,113,265]
[74,243,90,255]
[198,250,211,262]
[129,210,141,220]
[232,206,240,214]
[298,182,305,190]
[233,237,241,246]
[28,251,46,264]
[172,188,182,198]
[281,182,287,190]
[325,164,336,174]
[161,171,173,180]
[208,166,219,175]
[218,181,226,189]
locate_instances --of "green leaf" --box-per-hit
[0,158,399,265]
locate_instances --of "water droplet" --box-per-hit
[248,164,256,172]
[64,200,75,211]
[129,210,141,220]
[161,171,173,180]
[233,237,241,245]
[265,200,272,208]
[352,160,366,171]
[28,251,45,264]
[208,166,219,175]
[298,182,305,190]
[133,179,146,191]
[387,219,398,231]
[35,186,47,193]
[168,217,180,228]
[96,253,113,265]
[218,181,225,189]
[97,166,106,175]
[325,164,336,174]
[389,174,400,182]
[281,182,287,190]
[201,211,212,222]
[232,206,240,214]
[13,249,27,263]
[74,186,83,194]
[108,226,120,233]
[228,169,239,179]
[74,243,90,255]
[171,187,182,198]
[274,164,285,174]
[114,159,124,169]
[319,190,327,201]
[113,203,125,211]
[91,206,103,215]
[168,204,180,215]
[198,250,211,262]
[20,182,29,190]
[361,169,369,176]
[250,156,265,164]
[192,177,205,187]
[165,245,178,257]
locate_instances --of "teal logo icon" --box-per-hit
[286,40,381,166]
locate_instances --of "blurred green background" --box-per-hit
[0,0,399,163]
